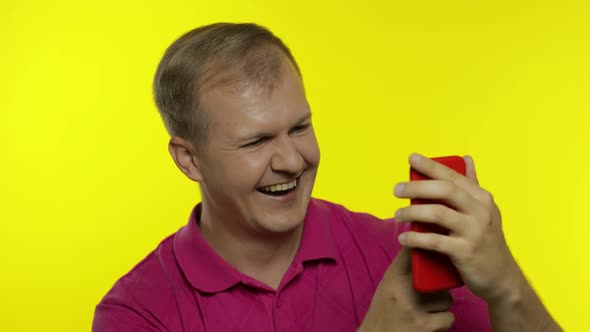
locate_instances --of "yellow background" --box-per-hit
[1,0,587,330]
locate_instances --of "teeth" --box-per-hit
[259,179,297,193]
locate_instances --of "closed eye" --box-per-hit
[289,123,310,134]
[242,136,270,148]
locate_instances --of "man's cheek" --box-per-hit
[299,137,320,165]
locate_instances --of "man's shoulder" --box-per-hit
[94,232,187,330]
[311,197,407,243]
[310,198,406,261]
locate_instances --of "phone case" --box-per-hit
[409,155,465,292]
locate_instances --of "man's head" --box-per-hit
[153,22,302,150]
[153,23,320,235]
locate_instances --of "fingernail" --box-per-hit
[410,153,421,164]
[394,183,405,195]
[395,209,402,220]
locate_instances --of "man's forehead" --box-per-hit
[200,46,289,98]
[203,69,275,99]
[231,110,312,140]
[201,66,305,118]
[200,81,275,121]
[198,54,308,138]
[204,94,311,140]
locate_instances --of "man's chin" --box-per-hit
[264,212,304,231]
[253,208,307,235]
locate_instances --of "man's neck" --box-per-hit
[198,206,304,289]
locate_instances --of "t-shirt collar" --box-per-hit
[173,198,338,293]
[295,198,339,263]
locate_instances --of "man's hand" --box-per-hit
[393,153,519,302]
[392,153,562,331]
[358,247,455,332]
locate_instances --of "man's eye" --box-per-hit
[290,124,310,134]
[243,137,268,148]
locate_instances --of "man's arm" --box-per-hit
[486,263,562,331]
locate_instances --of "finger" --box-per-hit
[408,153,469,185]
[427,311,456,331]
[463,155,479,185]
[395,204,468,235]
[394,180,480,214]
[418,291,454,313]
[408,153,483,201]
[398,231,465,257]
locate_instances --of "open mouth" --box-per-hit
[256,177,299,197]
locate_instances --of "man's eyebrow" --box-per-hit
[295,112,311,126]
[293,112,312,125]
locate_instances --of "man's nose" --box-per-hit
[270,135,303,174]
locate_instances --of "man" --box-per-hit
[93,23,562,331]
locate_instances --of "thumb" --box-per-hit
[390,246,412,277]
[463,155,479,185]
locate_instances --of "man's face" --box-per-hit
[196,57,320,235]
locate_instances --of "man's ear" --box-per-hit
[168,136,203,182]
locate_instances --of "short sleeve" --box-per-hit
[93,303,161,332]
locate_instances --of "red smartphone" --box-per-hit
[409,155,465,292]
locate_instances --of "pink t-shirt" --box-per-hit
[93,198,490,331]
